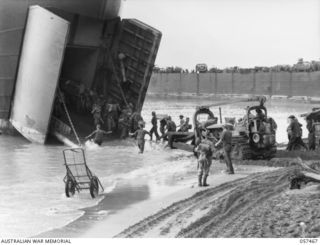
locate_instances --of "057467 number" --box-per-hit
[300,239,318,244]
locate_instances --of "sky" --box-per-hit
[120,0,320,70]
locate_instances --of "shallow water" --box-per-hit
[142,97,313,143]
[0,97,316,237]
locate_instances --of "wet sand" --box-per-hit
[116,160,320,238]
[38,161,278,238]
[37,147,320,238]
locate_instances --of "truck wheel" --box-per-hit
[65,178,75,198]
[90,176,99,198]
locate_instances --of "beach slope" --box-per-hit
[116,165,320,238]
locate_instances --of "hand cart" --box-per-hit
[63,148,104,198]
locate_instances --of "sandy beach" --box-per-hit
[39,158,276,237]
[116,159,320,238]
[82,164,274,238]
[117,170,320,238]
[38,149,320,238]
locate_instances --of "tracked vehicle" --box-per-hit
[168,96,277,160]
[232,97,277,159]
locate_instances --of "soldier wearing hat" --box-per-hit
[215,124,234,174]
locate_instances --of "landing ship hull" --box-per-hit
[0,1,162,144]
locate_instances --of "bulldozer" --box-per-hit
[168,96,277,160]
[232,97,277,159]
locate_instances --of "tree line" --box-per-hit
[153,58,320,74]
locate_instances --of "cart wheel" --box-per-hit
[90,176,99,198]
[65,178,76,198]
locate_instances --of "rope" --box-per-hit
[57,89,82,146]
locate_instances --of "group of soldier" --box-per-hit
[128,112,192,154]
[86,99,318,189]
[89,96,145,139]
[87,106,193,153]
[150,112,191,142]
[241,106,313,152]
[195,123,234,187]
[195,109,319,188]
[286,115,318,151]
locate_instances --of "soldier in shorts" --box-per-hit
[85,124,112,146]
[195,131,214,187]
[130,121,150,153]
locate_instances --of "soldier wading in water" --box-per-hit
[85,124,112,146]
[130,121,150,154]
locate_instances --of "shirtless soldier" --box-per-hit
[130,121,151,154]
[85,124,112,146]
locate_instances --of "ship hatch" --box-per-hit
[50,18,162,144]
[10,6,70,144]
[10,6,162,144]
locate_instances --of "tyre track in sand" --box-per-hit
[116,171,268,237]
[177,167,291,238]
[116,166,307,238]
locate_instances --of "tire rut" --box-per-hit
[177,167,293,237]
[116,167,300,238]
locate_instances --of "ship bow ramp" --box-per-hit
[0,1,161,144]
